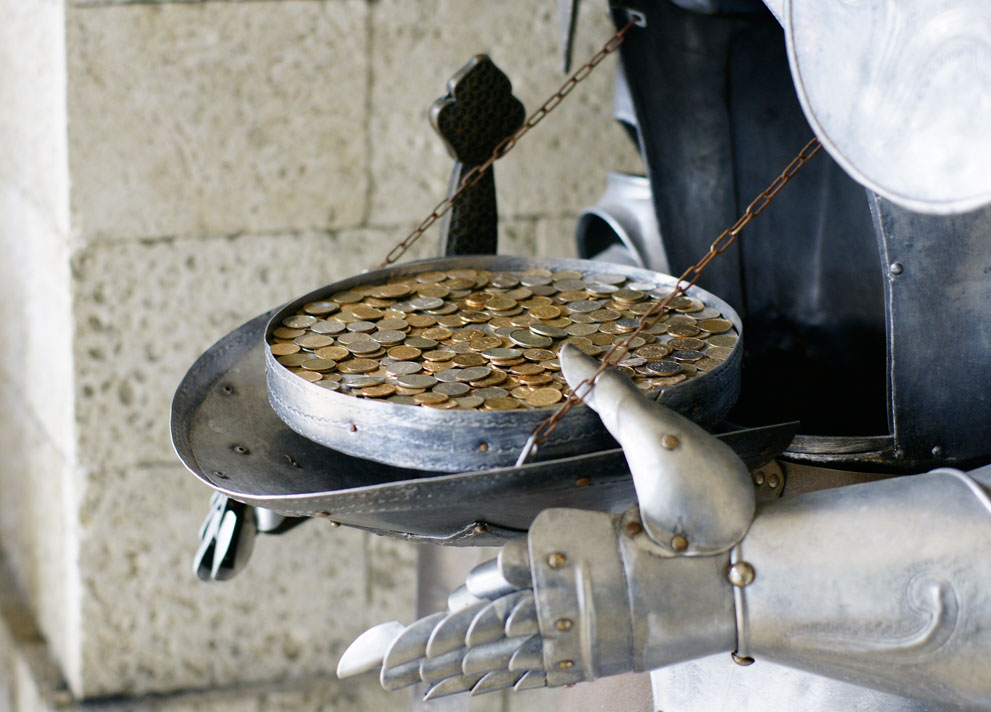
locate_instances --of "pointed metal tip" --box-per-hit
[514,669,547,691]
[336,621,405,679]
[470,670,521,696]
[423,674,483,701]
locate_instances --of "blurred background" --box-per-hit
[0,0,640,709]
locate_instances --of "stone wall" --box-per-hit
[0,0,641,709]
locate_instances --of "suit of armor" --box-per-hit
[338,1,991,710]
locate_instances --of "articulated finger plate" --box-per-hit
[338,540,550,700]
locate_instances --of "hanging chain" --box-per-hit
[376,16,641,270]
[516,136,823,465]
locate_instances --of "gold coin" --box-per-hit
[588,309,621,322]
[315,345,351,361]
[652,374,687,386]
[668,337,706,351]
[699,318,732,333]
[416,270,448,284]
[273,327,305,340]
[511,362,545,375]
[388,345,421,360]
[437,315,464,328]
[362,384,396,398]
[370,283,411,299]
[331,290,364,304]
[406,313,437,328]
[300,358,338,372]
[422,327,453,341]
[461,310,492,323]
[423,360,455,372]
[271,342,301,356]
[518,372,553,386]
[277,353,313,367]
[553,270,583,281]
[414,392,448,404]
[529,304,562,320]
[342,358,379,373]
[635,344,671,360]
[471,370,509,387]
[613,289,645,303]
[589,333,615,346]
[465,292,494,308]
[295,334,335,349]
[483,397,519,411]
[706,346,734,360]
[303,301,340,316]
[523,348,555,361]
[707,333,738,348]
[294,370,323,383]
[527,387,563,407]
[452,353,486,367]
[417,284,450,298]
[422,349,454,362]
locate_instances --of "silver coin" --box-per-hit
[695,307,722,320]
[493,326,518,338]
[338,332,372,345]
[347,320,377,333]
[509,330,552,348]
[433,369,463,382]
[594,273,627,285]
[671,349,706,363]
[388,394,418,405]
[520,273,552,286]
[482,347,523,360]
[530,323,567,338]
[283,315,317,328]
[433,382,470,396]
[396,373,438,388]
[457,366,492,382]
[377,318,409,331]
[619,357,647,368]
[392,301,418,313]
[310,319,346,335]
[584,282,618,295]
[554,279,586,291]
[348,376,385,388]
[627,281,657,291]
[316,380,341,390]
[529,285,556,296]
[385,361,422,375]
[565,323,599,336]
[410,296,445,310]
[475,386,509,400]
[347,340,381,355]
[371,329,406,344]
[645,360,683,375]
[490,272,520,288]
[405,337,438,349]
[426,302,458,315]
[616,318,641,331]
[566,300,602,314]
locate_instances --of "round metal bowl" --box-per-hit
[266,255,743,472]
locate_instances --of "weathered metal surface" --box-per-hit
[265,255,743,472]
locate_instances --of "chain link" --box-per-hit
[516,137,823,465]
[376,17,640,270]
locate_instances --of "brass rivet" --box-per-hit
[555,618,573,632]
[328,520,341,528]
[767,474,780,489]
[478,442,489,452]
[753,471,765,486]
[728,561,756,588]
[557,660,574,669]
[661,434,680,450]
[731,652,755,666]
[624,521,643,537]
[575,477,591,487]
[348,424,358,433]
[473,524,486,535]
[547,552,567,569]
[670,535,688,552]
[313,511,331,518]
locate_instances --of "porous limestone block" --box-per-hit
[0,382,76,692]
[369,0,642,227]
[66,0,369,241]
[74,463,376,697]
[536,216,581,259]
[70,230,401,472]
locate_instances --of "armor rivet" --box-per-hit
[889,262,903,275]
[767,474,780,489]
[348,424,358,433]
[213,471,228,479]
[661,434,680,450]
[557,660,575,669]
[932,445,944,458]
[473,524,486,534]
[555,618,573,632]
[731,652,755,666]
[478,442,489,452]
[624,521,643,537]
[313,511,331,518]
[233,445,249,455]
[328,520,341,528]
[753,471,765,486]
[548,552,567,569]
[894,448,905,460]
[728,562,756,587]
[575,477,591,487]
[670,535,689,552]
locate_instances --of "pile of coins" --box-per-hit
[268,268,738,410]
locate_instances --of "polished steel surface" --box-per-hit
[785,0,991,214]
[265,255,743,472]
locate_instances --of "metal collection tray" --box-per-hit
[265,255,743,472]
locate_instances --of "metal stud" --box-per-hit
[661,434,680,450]
[670,535,688,552]
[728,561,756,588]
[547,552,567,569]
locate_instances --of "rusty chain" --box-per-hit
[516,136,823,465]
[376,16,640,270]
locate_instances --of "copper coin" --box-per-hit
[271,342,301,356]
